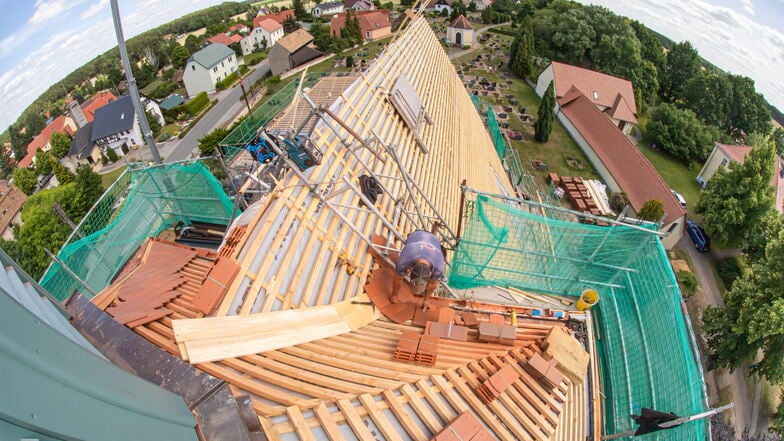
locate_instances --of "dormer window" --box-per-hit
[593,91,599,100]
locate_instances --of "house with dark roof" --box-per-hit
[330,10,391,42]
[240,18,284,56]
[536,61,638,134]
[91,95,140,157]
[555,89,686,248]
[62,122,100,171]
[446,14,473,46]
[268,29,324,76]
[182,43,239,98]
[312,1,344,17]
[698,142,784,213]
[159,94,185,111]
[345,0,374,10]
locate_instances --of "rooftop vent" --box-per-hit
[592,91,599,100]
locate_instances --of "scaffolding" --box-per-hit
[450,189,707,440]
[40,160,234,301]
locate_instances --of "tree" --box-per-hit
[637,199,664,221]
[309,21,331,51]
[645,103,717,162]
[12,168,37,195]
[661,41,700,102]
[702,216,784,384]
[695,141,775,248]
[534,81,555,142]
[0,151,12,180]
[293,0,309,20]
[74,166,104,217]
[52,161,75,185]
[35,150,53,176]
[509,19,535,79]
[343,10,362,45]
[450,2,466,21]
[198,128,229,156]
[682,71,733,128]
[50,132,72,159]
[282,16,301,34]
[725,74,772,137]
[172,45,191,69]
[550,8,595,65]
[773,127,784,157]
[145,109,162,136]
[184,34,201,53]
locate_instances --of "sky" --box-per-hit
[0,0,783,133]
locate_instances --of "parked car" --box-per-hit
[671,189,687,208]
[686,220,709,252]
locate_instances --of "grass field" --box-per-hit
[100,166,127,190]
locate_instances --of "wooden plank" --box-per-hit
[358,393,403,441]
[400,383,442,434]
[443,369,516,440]
[416,378,456,423]
[382,389,428,441]
[336,399,376,440]
[313,402,345,441]
[285,406,317,441]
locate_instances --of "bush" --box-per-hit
[267,75,281,86]
[238,64,249,75]
[105,148,118,163]
[716,256,746,290]
[346,55,354,67]
[216,72,239,90]
[184,92,209,115]
[677,270,698,296]
[609,192,630,212]
[244,51,268,66]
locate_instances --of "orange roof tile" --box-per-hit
[208,33,235,46]
[551,61,638,124]
[558,90,685,224]
[254,9,294,26]
[19,115,72,168]
[330,10,391,38]
[256,18,283,33]
[81,90,118,123]
[449,14,472,30]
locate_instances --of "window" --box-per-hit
[366,31,370,38]
[221,61,224,67]
[213,67,218,72]
[720,158,729,167]
[228,56,232,62]
[191,65,195,70]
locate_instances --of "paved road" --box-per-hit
[165,60,271,163]
[678,235,762,435]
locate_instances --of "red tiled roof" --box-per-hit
[230,34,243,43]
[81,90,118,123]
[256,17,283,33]
[255,9,294,26]
[208,33,235,46]
[550,61,638,124]
[227,24,246,33]
[330,10,391,38]
[19,115,72,168]
[715,143,752,163]
[558,91,685,224]
[449,14,472,30]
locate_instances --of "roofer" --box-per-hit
[394,230,446,296]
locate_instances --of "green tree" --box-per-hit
[74,166,104,216]
[637,199,664,221]
[629,20,665,82]
[702,216,784,383]
[682,70,733,128]
[725,74,772,136]
[550,8,594,65]
[53,161,75,185]
[662,41,700,102]
[509,19,535,79]
[534,81,554,142]
[184,34,201,53]
[144,109,162,136]
[309,21,332,51]
[0,151,12,179]
[50,132,72,159]
[695,141,775,248]
[343,10,362,45]
[35,150,53,176]
[773,127,784,157]
[12,167,37,195]
[293,0,309,20]
[450,2,466,21]
[172,45,191,69]
[646,103,716,162]
[282,16,301,34]
[198,127,229,156]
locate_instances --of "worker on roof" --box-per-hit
[395,230,446,296]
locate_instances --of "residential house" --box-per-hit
[139,95,166,127]
[553,87,686,248]
[344,0,374,10]
[446,14,473,46]
[259,9,295,24]
[697,142,784,213]
[312,1,344,17]
[227,23,249,34]
[91,95,141,157]
[182,43,239,97]
[536,61,638,135]
[62,122,101,171]
[0,183,25,240]
[240,18,284,56]
[207,33,243,47]
[474,0,492,10]
[79,90,118,123]
[330,10,391,42]
[421,0,450,13]
[268,29,324,76]
[18,115,75,168]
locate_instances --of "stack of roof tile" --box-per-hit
[476,364,520,403]
[393,331,420,362]
[461,311,480,327]
[193,257,240,315]
[521,352,564,389]
[553,173,603,215]
[478,322,516,346]
[427,321,468,342]
[394,332,440,366]
[431,411,495,441]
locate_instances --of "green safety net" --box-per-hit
[40,161,235,301]
[220,72,330,161]
[486,107,506,159]
[450,192,706,440]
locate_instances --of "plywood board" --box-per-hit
[543,327,589,384]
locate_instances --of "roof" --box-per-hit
[289,45,324,66]
[0,185,25,233]
[345,0,374,8]
[188,43,235,70]
[558,90,685,223]
[269,74,359,133]
[91,95,135,142]
[275,28,314,53]
[159,94,185,110]
[254,9,294,26]
[81,90,118,122]
[330,10,391,37]
[19,115,73,168]
[550,61,638,125]
[449,14,473,30]
[207,33,235,46]
[227,23,247,33]
[255,18,282,33]
[714,143,784,213]
[315,1,343,9]
[68,122,94,159]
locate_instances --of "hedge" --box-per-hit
[216,72,239,90]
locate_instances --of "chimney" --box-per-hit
[68,100,88,129]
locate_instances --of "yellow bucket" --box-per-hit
[576,289,599,311]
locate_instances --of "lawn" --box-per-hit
[100,165,127,190]
[156,123,180,142]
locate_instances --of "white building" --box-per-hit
[240,18,285,56]
[312,1,344,17]
[182,43,239,97]
[90,95,141,157]
[446,15,474,46]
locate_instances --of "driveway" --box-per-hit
[164,60,271,163]
[678,235,763,434]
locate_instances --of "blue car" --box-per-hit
[686,220,710,252]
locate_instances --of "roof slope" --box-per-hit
[256,18,282,33]
[189,43,234,69]
[81,90,118,122]
[559,91,685,223]
[19,115,72,168]
[91,95,135,142]
[275,28,314,53]
[551,61,638,124]
[449,14,473,30]
[254,9,294,26]
[68,122,94,159]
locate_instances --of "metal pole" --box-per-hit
[239,81,252,115]
[110,0,162,164]
[44,249,98,297]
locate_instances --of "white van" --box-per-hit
[671,190,686,208]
